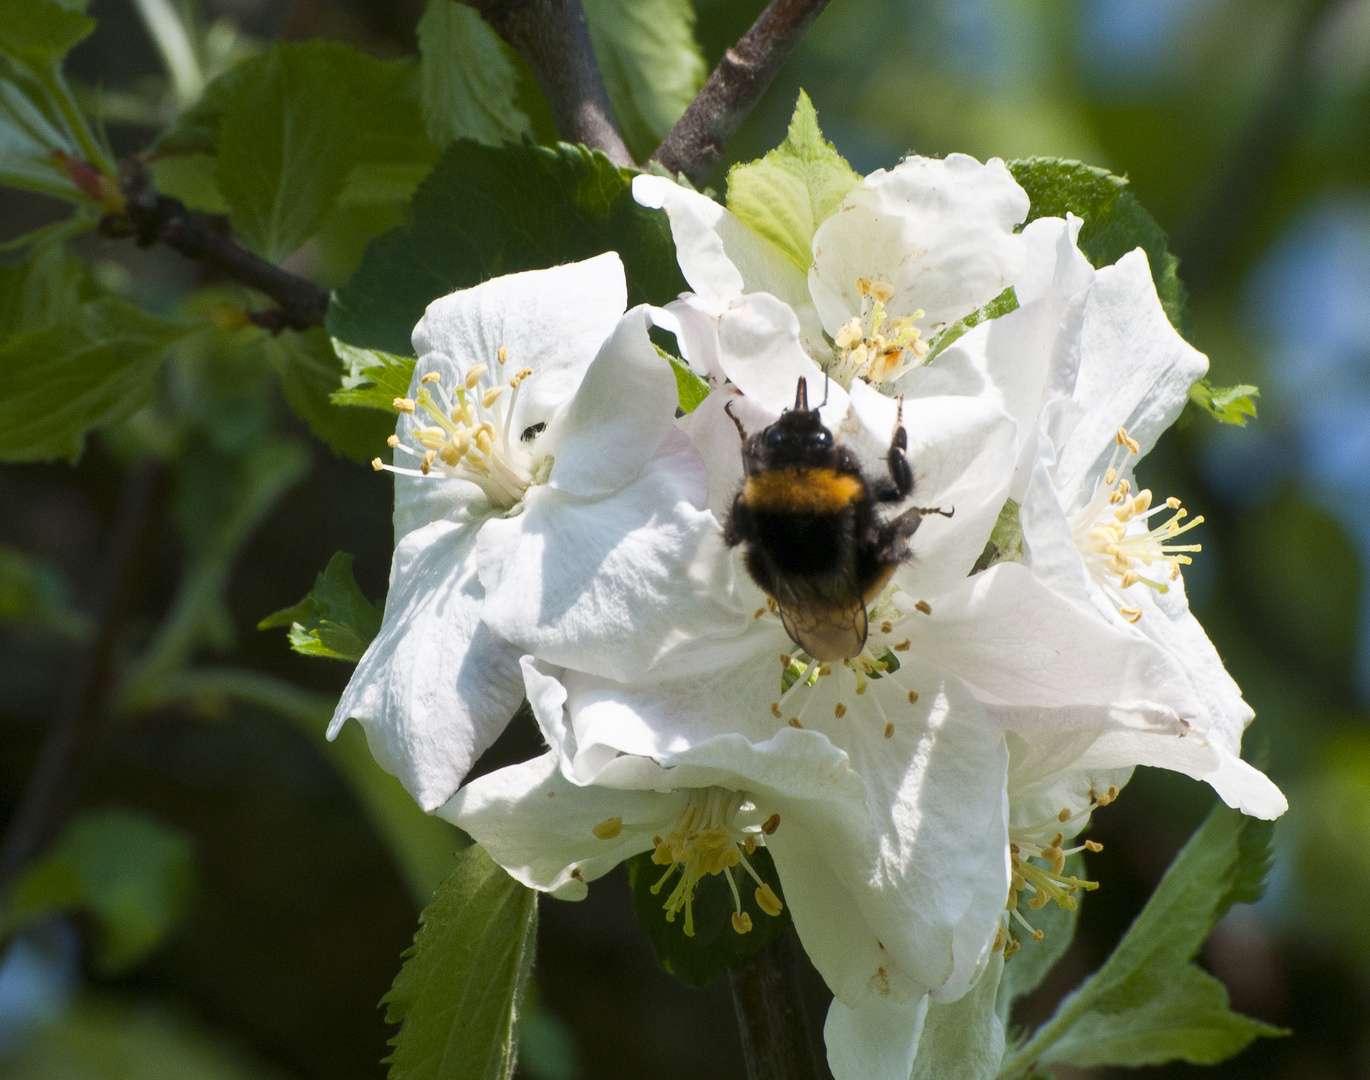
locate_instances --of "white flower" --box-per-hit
[634,153,1029,395]
[329,254,717,811]
[445,658,969,1080]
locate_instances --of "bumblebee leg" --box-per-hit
[724,399,749,443]
[878,503,954,561]
[873,397,914,503]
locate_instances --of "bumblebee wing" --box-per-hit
[774,577,869,663]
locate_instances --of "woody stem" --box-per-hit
[728,929,820,1080]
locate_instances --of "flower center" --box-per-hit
[1069,428,1204,623]
[999,787,1114,957]
[638,787,783,938]
[830,277,928,389]
[371,348,548,510]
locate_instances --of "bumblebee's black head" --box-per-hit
[750,377,835,469]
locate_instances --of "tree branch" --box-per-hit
[101,162,331,332]
[652,0,833,187]
[729,930,821,1080]
[462,0,633,167]
[0,463,162,909]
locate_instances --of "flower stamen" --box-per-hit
[829,278,928,389]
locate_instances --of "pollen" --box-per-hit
[907,690,918,704]
[788,717,802,728]
[883,721,894,739]
[881,620,893,634]
[834,702,847,718]
[914,600,932,615]
[647,788,784,937]
[894,639,911,651]
[421,371,441,384]
[1069,426,1203,621]
[771,702,782,719]
[830,277,928,389]
[592,816,622,840]
[393,397,415,413]
[371,457,384,471]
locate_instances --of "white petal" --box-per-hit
[907,563,1204,718]
[478,428,730,681]
[440,750,675,898]
[330,518,525,811]
[824,994,928,1080]
[847,381,1017,596]
[631,176,821,347]
[545,306,678,498]
[810,154,1029,338]
[678,385,775,520]
[1054,251,1208,505]
[1013,214,1094,307]
[411,252,626,442]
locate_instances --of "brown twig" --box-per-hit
[100,162,330,332]
[729,930,821,1080]
[652,0,833,187]
[0,463,162,909]
[461,0,633,167]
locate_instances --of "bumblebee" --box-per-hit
[723,378,950,662]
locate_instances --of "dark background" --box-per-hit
[2,0,1369,1078]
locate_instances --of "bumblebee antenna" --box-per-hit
[793,376,809,412]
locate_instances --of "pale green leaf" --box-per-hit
[913,951,1006,1080]
[2,809,195,974]
[925,286,1019,362]
[0,239,92,338]
[268,327,396,462]
[0,0,94,72]
[331,339,418,412]
[416,0,530,148]
[259,552,382,664]
[582,0,705,160]
[1043,966,1285,1068]
[1189,379,1260,426]
[0,297,190,462]
[383,844,538,1080]
[658,347,708,414]
[214,42,438,261]
[0,74,84,200]
[725,90,861,271]
[998,803,1280,1079]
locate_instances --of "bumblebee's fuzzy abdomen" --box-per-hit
[751,511,851,575]
[742,468,865,515]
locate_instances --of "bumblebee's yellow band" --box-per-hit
[743,468,864,514]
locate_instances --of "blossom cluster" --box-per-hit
[332,153,1285,1078]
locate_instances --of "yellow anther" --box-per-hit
[993,925,1007,951]
[371,457,384,471]
[755,883,784,917]
[1058,807,1073,822]
[780,653,791,668]
[482,385,506,408]
[894,639,911,651]
[907,690,919,704]
[393,397,415,413]
[744,835,757,854]
[1167,496,1181,509]
[754,607,766,620]
[771,703,782,719]
[788,717,802,728]
[1004,939,1020,959]
[509,366,534,387]
[1032,928,1045,942]
[834,702,847,719]
[914,600,932,615]
[464,364,487,389]
[497,346,508,365]
[761,813,781,835]
[386,434,400,447]
[421,449,436,475]
[732,911,753,934]
[1085,840,1103,852]
[421,371,441,384]
[880,620,893,634]
[592,816,622,840]
[884,721,895,739]
[1105,468,1117,485]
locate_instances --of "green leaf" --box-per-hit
[1009,157,1188,334]
[0,543,91,638]
[998,802,1280,1078]
[383,844,538,1080]
[925,287,1019,363]
[328,140,687,356]
[582,0,705,161]
[0,0,93,71]
[1043,966,1284,1069]
[625,843,791,988]
[912,951,1005,1080]
[213,42,438,261]
[971,497,1025,576]
[0,998,286,1080]
[725,90,861,272]
[259,552,382,664]
[331,339,418,412]
[1189,379,1259,426]
[664,351,708,414]
[0,74,84,200]
[0,297,191,462]
[269,327,397,463]
[416,0,530,148]
[995,852,1083,1023]
[2,808,195,974]
[148,51,257,156]
[0,238,92,338]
